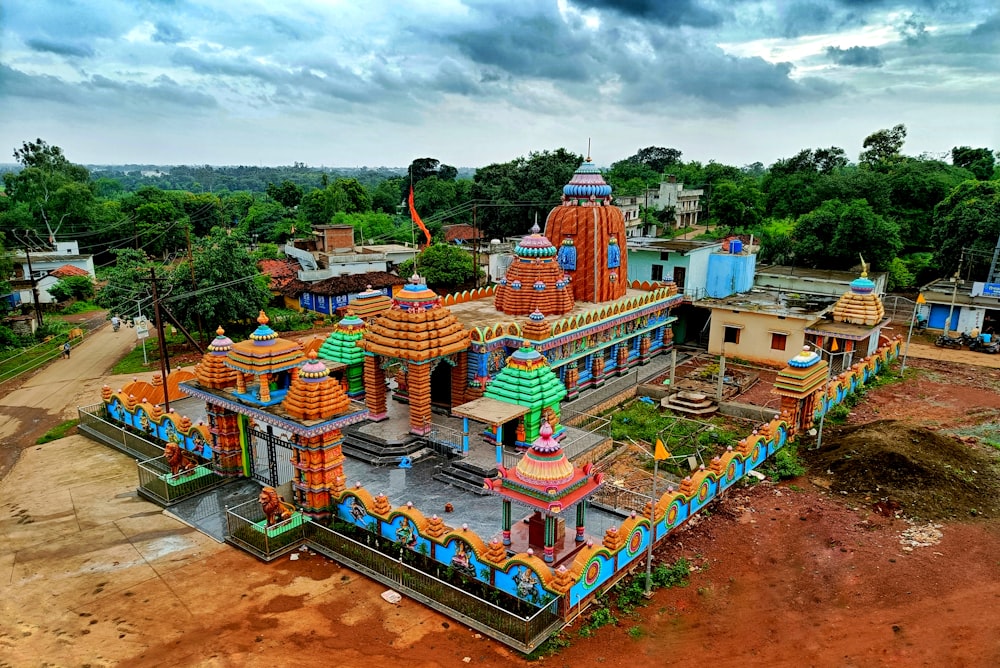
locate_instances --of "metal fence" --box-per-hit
[224,498,310,561]
[136,456,228,506]
[77,402,165,461]
[590,484,652,517]
[883,295,918,323]
[306,523,563,653]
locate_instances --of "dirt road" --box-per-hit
[0,321,138,478]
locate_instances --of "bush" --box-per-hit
[48,275,95,302]
[0,325,27,350]
[761,444,805,480]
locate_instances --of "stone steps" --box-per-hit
[661,391,718,416]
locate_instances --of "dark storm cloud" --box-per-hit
[570,0,721,27]
[26,38,95,58]
[0,64,80,104]
[970,13,1000,38]
[152,22,185,44]
[86,73,218,108]
[897,16,928,45]
[778,2,837,38]
[826,45,884,66]
[446,14,594,82]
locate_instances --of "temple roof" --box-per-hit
[281,351,351,421]
[359,276,468,362]
[224,311,307,376]
[318,313,366,366]
[495,224,574,316]
[485,422,604,513]
[830,270,886,327]
[483,346,567,409]
[194,326,238,389]
[562,157,612,202]
[772,346,829,398]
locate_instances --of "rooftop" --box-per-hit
[447,287,667,330]
[756,264,887,285]
[698,289,836,319]
[626,238,721,253]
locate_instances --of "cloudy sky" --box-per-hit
[2,0,998,169]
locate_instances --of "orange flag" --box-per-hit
[409,185,432,247]
[654,438,670,461]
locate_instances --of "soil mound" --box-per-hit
[804,420,1000,521]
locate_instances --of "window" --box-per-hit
[659,251,670,261]
[651,264,664,281]
[770,332,787,351]
[723,326,741,344]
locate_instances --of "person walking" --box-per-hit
[62,340,71,359]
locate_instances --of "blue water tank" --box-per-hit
[729,239,743,254]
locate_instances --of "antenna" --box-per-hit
[587,138,591,160]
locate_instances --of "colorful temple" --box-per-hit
[83,153,905,653]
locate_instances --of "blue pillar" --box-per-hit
[462,417,469,455]
[495,423,503,466]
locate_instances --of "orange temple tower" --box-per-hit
[544,157,627,304]
[494,222,575,316]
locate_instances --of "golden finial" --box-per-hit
[257,310,269,325]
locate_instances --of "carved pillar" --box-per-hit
[661,325,674,348]
[565,366,579,400]
[617,344,629,376]
[575,502,587,542]
[543,514,556,563]
[207,403,243,477]
[258,373,271,403]
[290,428,346,518]
[639,335,651,364]
[591,353,605,388]
[235,371,246,394]
[363,355,387,420]
[451,354,468,409]
[408,362,432,435]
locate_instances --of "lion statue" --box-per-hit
[164,441,197,476]
[259,487,295,526]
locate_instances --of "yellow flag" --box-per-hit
[916,293,926,304]
[654,438,670,461]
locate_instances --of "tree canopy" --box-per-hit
[397,243,478,292]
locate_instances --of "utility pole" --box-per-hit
[23,246,44,327]
[945,250,964,334]
[473,203,479,289]
[148,267,171,412]
[185,223,205,345]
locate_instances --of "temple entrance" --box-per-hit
[247,424,294,487]
[430,360,452,409]
[500,417,519,448]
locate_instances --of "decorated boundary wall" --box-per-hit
[101,385,213,459]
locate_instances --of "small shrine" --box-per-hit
[224,311,307,406]
[485,422,604,563]
[358,275,470,434]
[772,346,829,435]
[317,313,367,398]
[482,345,567,447]
[805,262,890,369]
[494,222,574,316]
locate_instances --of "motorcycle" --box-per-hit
[111,318,121,333]
[934,334,964,349]
[969,335,1000,354]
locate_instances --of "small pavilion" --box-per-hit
[805,268,890,371]
[481,344,567,448]
[224,311,307,405]
[772,346,829,435]
[485,422,604,563]
[494,222,574,316]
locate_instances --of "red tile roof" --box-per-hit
[49,265,90,278]
[443,224,483,243]
[258,259,301,291]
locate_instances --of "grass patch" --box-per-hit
[60,301,102,315]
[36,419,79,444]
[111,342,159,375]
[759,442,806,481]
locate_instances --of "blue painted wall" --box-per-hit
[706,253,756,298]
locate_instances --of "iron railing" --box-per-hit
[306,523,563,653]
[591,484,653,517]
[224,498,310,561]
[77,403,165,461]
[137,456,228,506]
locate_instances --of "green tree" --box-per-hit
[472,149,582,239]
[3,139,94,244]
[243,200,293,244]
[95,248,156,317]
[793,199,901,271]
[859,124,907,169]
[397,243,477,292]
[756,219,796,264]
[166,227,272,330]
[221,191,257,227]
[371,177,405,214]
[619,146,683,174]
[951,146,996,181]
[265,180,304,208]
[886,158,973,248]
[331,178,372,214]
[710,181,764,231]
[48,275,95,302]
[930,180,1000,278]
